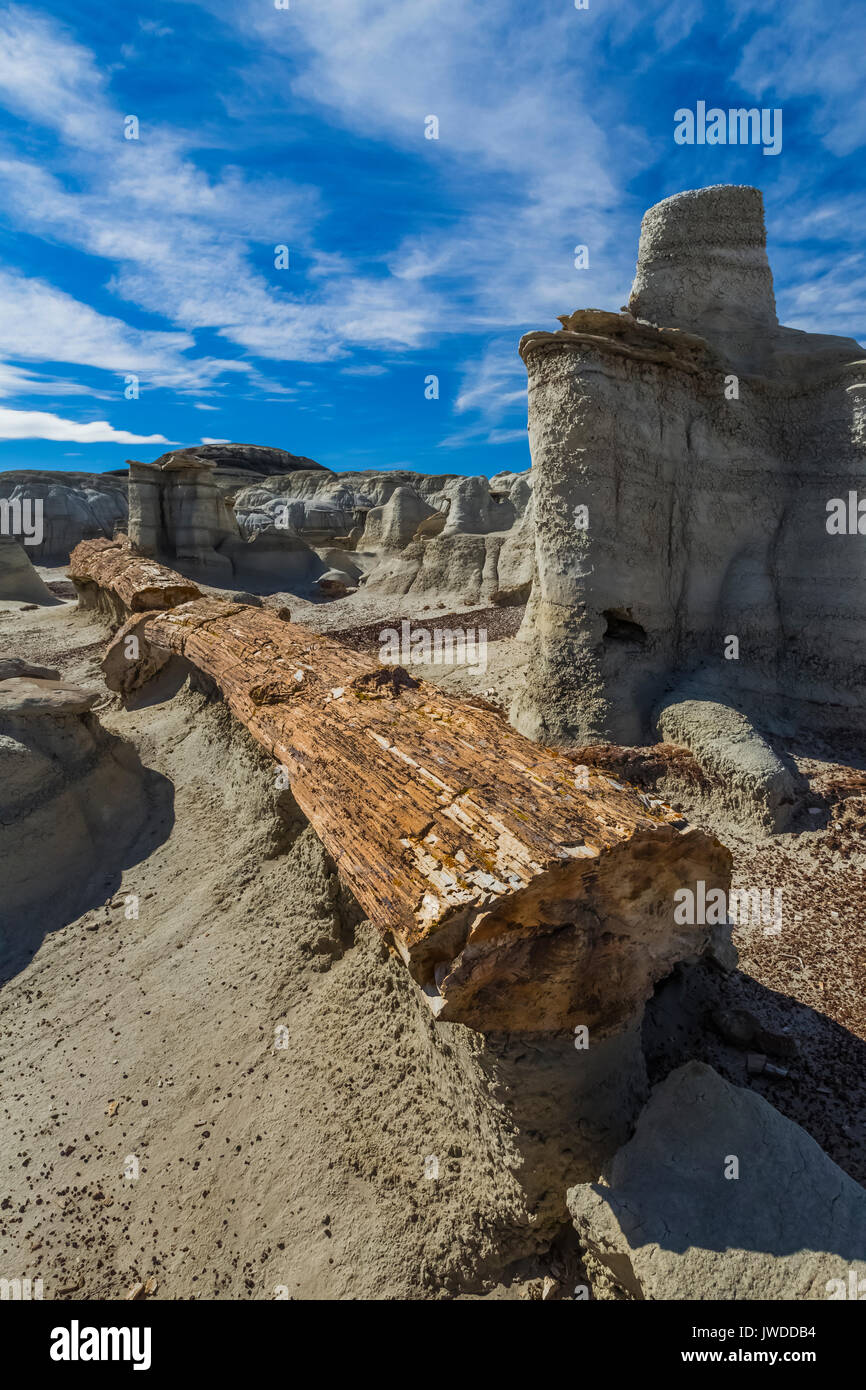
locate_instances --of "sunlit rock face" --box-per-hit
[128,456,237,581]
[231,468,534,606]
[628,184,779,372]
[512,184,866,747]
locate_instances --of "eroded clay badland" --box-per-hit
[2,186,865,1305]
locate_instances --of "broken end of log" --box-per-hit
[69,538,202,616]
[102,614,172,696]
[77,544,736,1038]
[406,822,732,1035]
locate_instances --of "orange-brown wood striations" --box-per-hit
[69,536,202,612]
[71,540,732,1033]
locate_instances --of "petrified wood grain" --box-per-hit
[69,536,202,612]
[71,541,732,1034]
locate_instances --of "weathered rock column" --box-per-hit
[126,461,163,558]
[512,185,866,749]
[127,453,238,580]
[628,183,778,371]
[512,313,716,746]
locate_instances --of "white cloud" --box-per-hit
[734,0,866,157]
[138,19,173,37]
[486,428,528,446]
[453,340,526,418]
[200,436,230,444]
[0,5,112,148]
[216,0,644,333]
[0,407,174,443]
[0,6,433,365]
[438,423,527,450]
[0,268,190,370]
[0,2,639,388]
[0,267,267,394]
[0,150,430,361]
[0,362,106,399]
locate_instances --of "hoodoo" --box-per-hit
[513,184,866,749]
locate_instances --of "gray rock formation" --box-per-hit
[567,1060,866,1300]
[628,184,779,372]
[0,537,58,604]
[350,470,534,606]
[358,485,437,551]
[513,184,866,751]
[127,453,520,596]
[0,471,128,564]
[127,450,328,588]
[231,468,468,548]
[233,473,368,546]
[128,453,237,580]
[0,672,152,947]
[2,453,535,607]
[159,442,324,477]
[315,568,354,597]
[228,523,327,587]
[198,465,536,604]
[148,441,325,501]
[0,658,60,681]
[654,689,806,832]
[0,676,99,717]
[440,475,516,537]
[313,549,363,596]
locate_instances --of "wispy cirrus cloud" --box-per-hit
[0,267,263,395]
[0,363,106,400]
[0,3,112,147]
[733,0,866,157]
[222,0,641,328]
[0,0,862,473]
[0,4,436,373]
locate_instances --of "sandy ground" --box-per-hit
[0,599,589,1300]
[1,592,864,1300]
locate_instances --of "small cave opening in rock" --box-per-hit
[602,608,647,644]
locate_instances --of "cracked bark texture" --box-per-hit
[69,538,732,1035]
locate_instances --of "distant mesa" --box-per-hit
[143,442,326,477]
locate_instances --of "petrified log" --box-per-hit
[68,536,733,1034]
[69,536,202,613]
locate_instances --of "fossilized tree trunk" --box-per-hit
[70,537,202,614]
[70,539,732,1035]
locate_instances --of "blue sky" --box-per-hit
[0,0,863,477]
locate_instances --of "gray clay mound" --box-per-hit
[0,537,59,605]
[0,667,172,973]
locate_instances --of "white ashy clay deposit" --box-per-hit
[514,186,866,755]
[1,185,865,1305]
